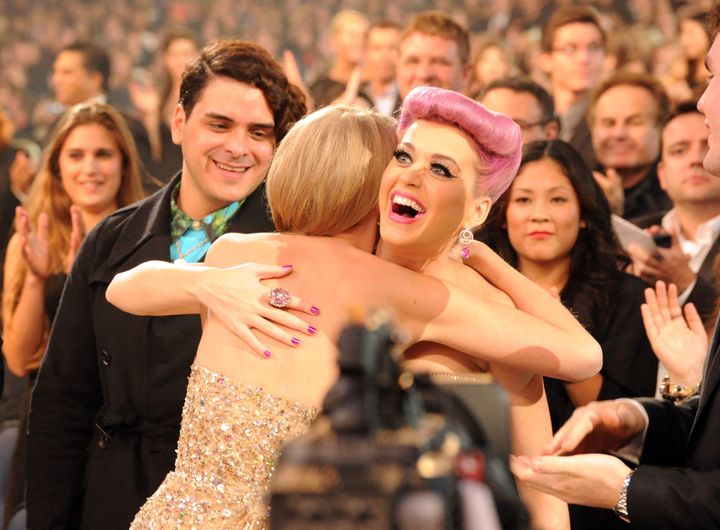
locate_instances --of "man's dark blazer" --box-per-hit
[626,316,720,528]
[26,175,274,530]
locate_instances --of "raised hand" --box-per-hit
[10,150,37,196]
[641,281,708,386]
[593,168,624,216]
[329,66,366,107]
[63,205,87,273]
[282,49,314,112]
[628,225,695,292]
[128,74,160,118]
[15,207,51,280]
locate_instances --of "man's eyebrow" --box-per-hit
[249,123,275,130]
[203,112,232,121]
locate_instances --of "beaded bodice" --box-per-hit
[131,365,319,529]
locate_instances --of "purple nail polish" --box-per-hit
[263,350,272,358]
[307,326,317,335]
[310,306,320,315]
[291,337,301,346]
[282,264,293,270]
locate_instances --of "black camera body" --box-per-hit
[270,311,528,529]
[270,311,460,529]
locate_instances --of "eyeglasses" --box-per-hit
[552,42,605,56]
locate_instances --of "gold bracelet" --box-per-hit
[659,375,699,404]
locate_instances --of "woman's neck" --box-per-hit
[377,239,452,273]
[518,257,571,294]
[80,204,117,233]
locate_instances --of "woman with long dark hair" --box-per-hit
[477,139,657,530]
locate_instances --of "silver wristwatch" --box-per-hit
[613,470,634,523]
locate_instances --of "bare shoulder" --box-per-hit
[206,233,283,267]
[446,259,515,307]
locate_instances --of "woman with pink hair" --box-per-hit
[377,86,571,529]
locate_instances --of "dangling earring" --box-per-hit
[458,224,474,259]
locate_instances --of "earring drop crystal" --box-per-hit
[458,224,474,259]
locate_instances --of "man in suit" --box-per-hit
[363,20,401,117]
[25,39,306,530]
[628,101,720,327]
[512,6,720,527]
[478,76,560,145]
[589,72,673,220]
[47,41,161,191]
[541,5,605,170]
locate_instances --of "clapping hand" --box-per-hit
[593,168,624,216]
[511,452,631,510]
[641,280,707,386]
[543,399,647,456]
[628,225,696,292]
[15,206,51,280]
[63,205,86,273]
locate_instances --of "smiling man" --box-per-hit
[26,40,306,530]
[589,72,673,219]
[626,101,720,328]
[396,11,470,102]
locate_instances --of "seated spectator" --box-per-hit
[309,9,369,108]
[478,76,559,144]
[477,139,657,529]
[466,38,515,98]
[1,102,144,527]
[395,11,470,104]
[541,5,606,170]
[362,20,401,116]
[628,101,720,329]
[589,72,673,219]
[129,27,201,191]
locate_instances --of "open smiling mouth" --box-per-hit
[215,160,251,173]
[391,195,426,219]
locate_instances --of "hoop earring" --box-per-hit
[458,224,474,259]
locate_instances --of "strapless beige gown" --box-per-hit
[130,365,318,529]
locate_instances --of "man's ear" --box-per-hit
[544,119,560,140]
[539,52,553,76]
[469,195,493,228]
[89,71,104,95]
[170,104,186,146]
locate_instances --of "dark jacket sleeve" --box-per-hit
[621,397,720,529]
[597,275,658,401]
[628,464,720,529]
[26,224,103,529]
[685,273,719,328]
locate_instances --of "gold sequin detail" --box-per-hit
[130,365,319,529]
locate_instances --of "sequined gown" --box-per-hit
[130,365,319,529]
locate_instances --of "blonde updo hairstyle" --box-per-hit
[267,106,396,235]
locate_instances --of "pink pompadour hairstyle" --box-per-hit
[397,86,522,202]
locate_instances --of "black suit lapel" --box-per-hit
[697,236,720,284]
[226,182,274,235]
[690,316,720,438]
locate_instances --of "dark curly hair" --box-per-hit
[476,140,629,333]
[179,39,306,143]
